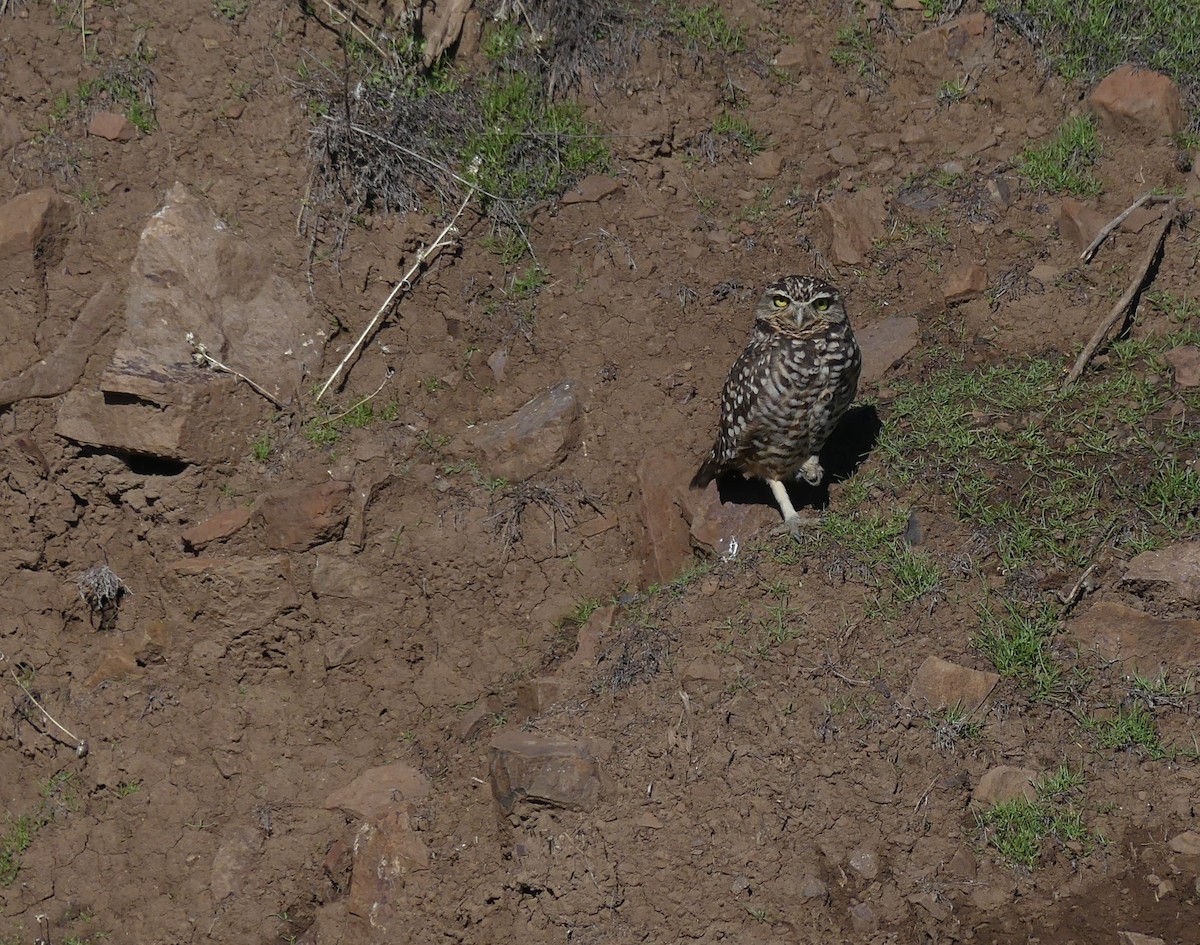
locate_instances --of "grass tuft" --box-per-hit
[1016,115,1102,196]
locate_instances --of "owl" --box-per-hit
[691,275,862,533]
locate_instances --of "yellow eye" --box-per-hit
[771,296,788,309]
[812,297,832,312]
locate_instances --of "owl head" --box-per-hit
[754,275,848,335]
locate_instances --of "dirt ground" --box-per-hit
[2,1,1199,943]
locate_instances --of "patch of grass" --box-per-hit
[928,703,983,753]
[1016,114,1101,196]
[1,814,40,886]
[114,780,142,798]
[977,766,1101,869]
[668,1,746,52]
[48,59,156,135]
[213,0,249,21]
[250,432,272,462]
[830,24,878,76]
[1085,703,1169,758]
[993,1,1200,127]
[712,110,770,154]
[937,77,968,104]
[974,601,1063,700]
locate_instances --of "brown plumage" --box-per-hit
[691,275,862,531]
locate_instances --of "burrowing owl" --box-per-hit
[691,275,862,533]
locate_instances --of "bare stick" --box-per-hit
[1062,202,1175,389]
[1080,192,1176,263]
[4,658,88,757]
[315,191,471,402]
[324,367,394,422]
[186,333,286,409]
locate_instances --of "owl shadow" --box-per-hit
[715,404,883,513]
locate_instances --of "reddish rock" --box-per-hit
[942,265,988,305]
[561,175,623,204]
[637,452,692,586]
[1164,346,1200,388]
[858,315,919,384]
[257,481,351,552]
[907,655,998,713]
[1168,831,1200,856]
[1121,542,1200,602]
[1089,64,1184,138]
[457,379,582,483]
[489,731,611,814]
[345,806,429,938]
[828,144,859,166]
[905,13,994,77]
[972,766,1037,808]
[749,151,783,179]
[820,187,887,265]
[564,603,615,672]
[799,156,839,189]
[681,480,776,557]
[0,188,73,260]
[1069,600,1200,678]
[516,676,566,715]
[324,762,430,821]
[180,506,253,551]
[1058,198,1109,252]
[88,110,136,141]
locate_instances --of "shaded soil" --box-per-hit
[2,2,1199,944]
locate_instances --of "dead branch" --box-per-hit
[187,333,286,409]
[1079,191,1176,263]
[1062,201,1176,389]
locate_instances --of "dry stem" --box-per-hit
[187,333,286,409]
[1079,191,1176,263]
[315,191,472,402]
[3,656,88,757]
[1062,201,1176,389]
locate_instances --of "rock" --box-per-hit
[971,766,1037,808]
[0,109,22,157]
[458,700,494,741]
[324,762,430,821]
[820,187,887,266]
[489,731,611,814]
[1029,264,1060,284]
[55,184,324,463]
[560,175,623,204]
[857,315,919,384]
[210,827,263,904]
[904,12,994,78]
[88,110,137,141]
[1118,933,1166,945]
[1121,543,1200,602]
[749,151,783,179]
[323,636,366,669]
[180,506,253,551]
[0,188,73,260]
[1165,346,1200,388]
[908,655,999,713]
[680,480,776,558]
[942,265,987,305]
[565,603,614,672]
[799,156,839,189]
[516,676,566,715]
[1069,601,1200,677]
[345,806,429,938]
[412,660,477,709]
[256,481,351,552]
[1058,198,1109,252]
[799,874,829,902]
[899,124,928,145]
[311,554,380,600]
[908,891,952,921]
[849,902,878,933]
[1089,64,1184,138]
[457,379,582,483]
[828,144,859,166]
[637,453,692,586]
[419,0,472,66]
[1167,831,1200,856]
[848,848,879,881]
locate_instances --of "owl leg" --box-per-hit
[798,455,823,486]
[767,478,810,535]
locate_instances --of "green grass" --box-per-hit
[250,432,272,462]
[1016,115,1101,195]
[1084,703,1169,758]
[0,814,39,886]
[830,25,878,76]
[668,1,746,52]
[974,601,1063,699]
[993,1,1200,125]
[50,60,156,134]
[977,766,1101,869]
[712,110,770,154]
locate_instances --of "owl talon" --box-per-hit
[769,514,810,538]
[798,456,824,486]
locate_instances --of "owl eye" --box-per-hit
[812,296,833,312]
[771,296,789,309]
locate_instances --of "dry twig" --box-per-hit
[315,191,472,402]
[1079,191,1176,262]
[3,654,88,757]
[1062,201,1176,389]
[187,333,286,409]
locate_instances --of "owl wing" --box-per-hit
[691,339,779,487]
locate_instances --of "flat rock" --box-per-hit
[1069,600,1200,676]
[637,452,692,586]
[1164,346,1200,388]
[163,556,299,635]
[858,315,919,384]
[0,109,21,157]
[457,379,582,483]
[1118,933,1167,945]
[0,188,73,260]
[516,676,566,715]
[489,731,611,814]
[180,506,253,551]
[749,151,783,179]
[1121,543,1200,602]
[907,655,998,713]
[345,806,429,938]
[561,175,623,204]
[256,480,351,552]
[1029,264,1060,284]
[1167,831,1200,856]
[972,766,1037,808]
[681,480,776,558]
[311,554,380,599]
[820,188,887,265]
[904,12,994,78]
[942,265,987,305]
[1058,197,1109,252]
[56,183,325,464]
[88,110,136,141]
[324,762,430,821]
[1089,64,1184,138]
[210,826,263,905]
